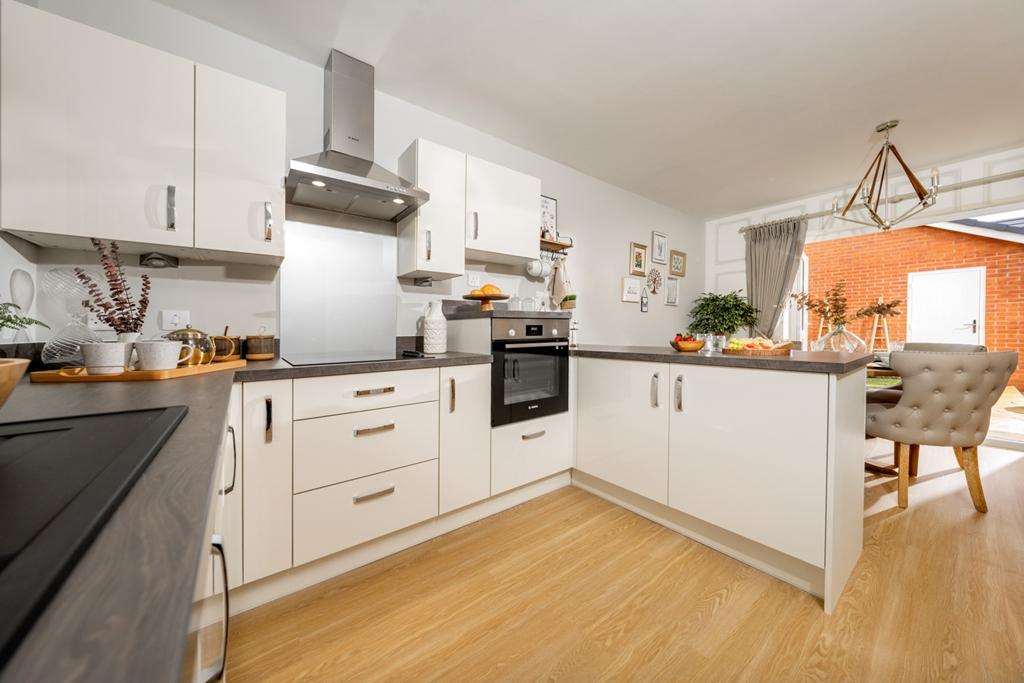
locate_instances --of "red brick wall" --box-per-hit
[804,226,1024,388]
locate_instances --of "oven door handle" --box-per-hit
[500,341,568,349]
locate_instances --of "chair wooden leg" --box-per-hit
[909,444,920,477]
[961,446,988,513]
[897,442,910,509]
[893,440,901,467]
[953,446,965,470]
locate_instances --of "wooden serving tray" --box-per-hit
[31,358,246,383]
[721,344,793,357]
[462,292,510,312]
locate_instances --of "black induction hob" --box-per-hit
[0,406,188,666]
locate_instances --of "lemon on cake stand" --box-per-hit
[462,283,511,312]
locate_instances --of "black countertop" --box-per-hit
[0,352,493,682]
[571,345,873,374]
[234,351,492,381]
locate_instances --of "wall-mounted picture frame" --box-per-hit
[651,231,668,264]
[670,250,687,277]
[629,242,648,276]
[665,276,679,306]
[540,195,558,239]
[621,276,643,303]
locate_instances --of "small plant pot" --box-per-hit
[560,300,576,310]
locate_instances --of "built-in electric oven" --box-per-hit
[491,318,569,427]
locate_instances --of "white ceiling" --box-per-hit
[157,0,1024,220]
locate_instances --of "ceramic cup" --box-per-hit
[135,340,188,371]
[80,341,127,375]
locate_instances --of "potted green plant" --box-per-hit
[687,290,759,353]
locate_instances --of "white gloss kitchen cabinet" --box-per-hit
[576,358,670,504]
[667,363,828,567]
[0,0,194,249]
[439,364,492,513]
[492,413,571,495]
[0,1,286,263]
[465,155,542,263]
[397,139,466,280]
[194,65,286,259]
[242,379,293,583]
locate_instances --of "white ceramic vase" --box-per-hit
[423,301,447,354]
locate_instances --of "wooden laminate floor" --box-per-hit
[227,439,1024,682]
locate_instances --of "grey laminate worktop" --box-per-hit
[0,372,235,683]
[234,351,492,381]
[571,345,873,374]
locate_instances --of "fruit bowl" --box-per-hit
[671,339,704,353]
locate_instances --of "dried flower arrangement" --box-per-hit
[646,268,663,294]
[792,281,851,327]
[74,239,151,334]
[856,298,903,319]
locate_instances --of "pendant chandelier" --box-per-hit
[832,120,939,231]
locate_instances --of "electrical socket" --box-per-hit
[466,271,482,287]
[160,310,190,330]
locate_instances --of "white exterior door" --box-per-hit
[907,267,985,345]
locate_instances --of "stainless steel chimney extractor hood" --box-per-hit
[285,50,428,222]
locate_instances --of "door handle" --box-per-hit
[353,422,396,437]
[651,372,660,408]
[353,484,396,504]
[522,430,546,440]
[265,397,273,442]
[354,386,396,397]
[219,425,237,495]
[425,229,432,261]
[449,377,456,413]
[473,211,480,240]
[166,185,176,231]
[675,374,685,412]
[206,535,229,683]
[264,201,273,242]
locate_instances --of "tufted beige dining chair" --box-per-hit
[866,343,987,405]
[865,350,1018,511]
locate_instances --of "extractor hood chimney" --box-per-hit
[285,50,428,222]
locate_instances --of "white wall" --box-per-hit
[3,0,703,346]
[704,145,1024,296]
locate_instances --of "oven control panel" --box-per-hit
[492,318,569,341]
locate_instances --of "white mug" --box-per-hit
[80,341,127,375]
[135,340,189,371]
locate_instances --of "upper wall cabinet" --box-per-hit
[396,139,466,280]
[195,65,286,259]
[465,155,541,264]
[0,0,195,249]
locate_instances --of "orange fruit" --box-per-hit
[481,283,502,295]
[470,288,483,296]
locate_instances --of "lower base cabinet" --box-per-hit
[293,459,439,566]
[439,364,492,513]
[491,413,571,495]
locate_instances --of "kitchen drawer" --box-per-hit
[293,460,439,566]
[294,401,439,493]
[491,413,571,495]
[293,368,439,419]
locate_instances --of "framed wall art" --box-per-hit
[540,195,557,239]
[629,242,648,276]
[651,231,668,264]
[669,250,687,277]
[621,276,643,303]
[665,276,679,306]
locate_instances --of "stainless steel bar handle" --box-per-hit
[166,185,176,231]
[219,426,237,495]
[265,397,273,442]
[206,534,229,683]
[473,211,479,240]
[449,377,456,413]
[675,375,684,412]
[354,386,396,397]
[425,229,432,261]
[522,430,546,441]
[651,372,660,407]
[504,341,569,349]
[353,422,396,437]
[353,484,396,504]
[264,201,273,242]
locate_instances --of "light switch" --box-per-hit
[466,271,482,287]
[160,309,190,330]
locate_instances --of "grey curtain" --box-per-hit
[743,216,808,337]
